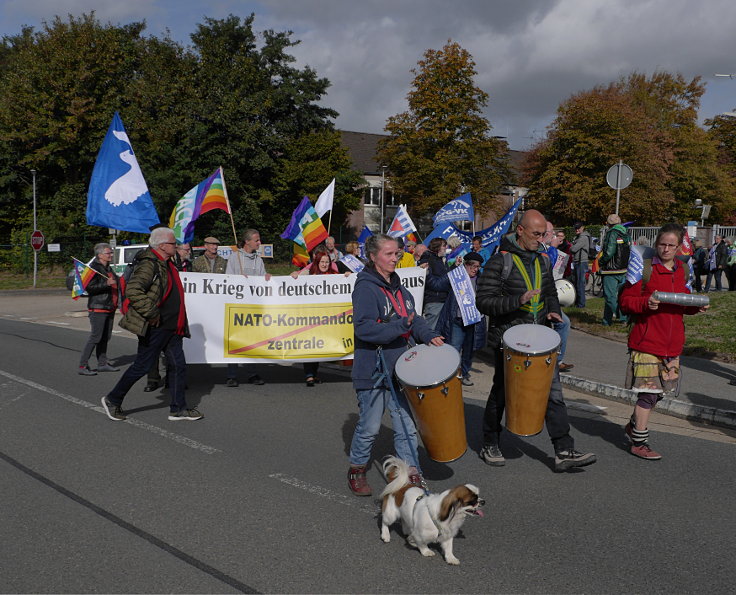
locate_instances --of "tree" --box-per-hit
[377,41,510,218]
[524,71,735,226]
[0,12,345,255]
[706,113,736,224]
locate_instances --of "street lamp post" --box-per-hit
[31,169,37,288]
[380,165,387,234]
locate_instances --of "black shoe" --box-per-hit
[248,374,265,385]
[168,408,204,421]
[306,377,315,387]
[729,379,736,386]
[143,381,159,392]
[554,449,596,472]
[226,378,239,388]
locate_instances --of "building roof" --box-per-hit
[339,130,386,175]
[340,129,526,181]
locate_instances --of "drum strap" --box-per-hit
[374,346,426,488]
[512,254,544,316]
[380,287,411,339]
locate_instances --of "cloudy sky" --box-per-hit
[2,0,736,150]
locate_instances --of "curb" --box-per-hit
[560,373,736,431]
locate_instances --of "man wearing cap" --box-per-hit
[395,237,416,269]
[193,237,228,274]
[570,222,592,308]
[599,214,631,325]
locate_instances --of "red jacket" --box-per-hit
[619,259,699,358]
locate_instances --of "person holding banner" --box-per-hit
[225,229,270,387]
[435,252,486,386]
[192,236,228,274]
[78,243,120,376]
[347,234,443,496]
[619,223,708,460]
[288,246,349,386]
[475,210,596,472]
[336,241,366,274]
[395,237,416,269]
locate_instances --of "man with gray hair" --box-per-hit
[225,228,270,386]
[78,242,120,375]
[101,227,202,422]
[325,236,343,263]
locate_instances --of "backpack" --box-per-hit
[119,257,159,314]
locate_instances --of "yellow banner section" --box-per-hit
[224,302,354,360]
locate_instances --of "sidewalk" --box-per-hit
[3,289,736,429]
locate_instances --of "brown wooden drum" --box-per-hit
[502,324,560,436]
[394,343,466,462]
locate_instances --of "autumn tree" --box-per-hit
[706,113,736,224]
[378,41,510,219]
[524,71,735,226]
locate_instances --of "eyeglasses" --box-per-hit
[102,251,114,255]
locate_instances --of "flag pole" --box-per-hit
[71,257,108,278]
[219,166,244,275]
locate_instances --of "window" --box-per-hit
[364,187,381,206]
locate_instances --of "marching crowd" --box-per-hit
[80,213,719,495]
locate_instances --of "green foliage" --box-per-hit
[0,12,344,252]
[378,41,510,218]
[525,71,736,226]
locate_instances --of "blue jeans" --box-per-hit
[602,273,627,324]
[552,311,570,362]
[574,262,588,307]
[349,384,421,471]
[449,317,474,377]
[107,327,188,413]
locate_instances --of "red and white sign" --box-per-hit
[30,230,44,252]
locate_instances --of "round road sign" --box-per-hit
[606,163,633,190]
[30,230,45,252]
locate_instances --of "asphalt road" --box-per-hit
[1,317,736,593]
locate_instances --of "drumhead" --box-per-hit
[394,343,461,387]
[502,324,560,355]
[555,279,576,308]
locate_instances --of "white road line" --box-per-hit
[0,369,220,455]
[45,321,71,326]
[269,473,378,516]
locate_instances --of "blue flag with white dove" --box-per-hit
[86,112,160,233]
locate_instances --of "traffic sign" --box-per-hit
[606,162,633,190]
[30,230,45,252]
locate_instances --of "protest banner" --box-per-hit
[180,267,426,364]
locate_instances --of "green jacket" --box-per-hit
[599,224,631,274]
[119,248,187,337]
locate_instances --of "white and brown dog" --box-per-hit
[379,456,484,565]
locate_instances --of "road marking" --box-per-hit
[45,320,71,326]
[0,369,220,455]
[269,473,378,516]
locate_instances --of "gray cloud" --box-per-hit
[3,0,736,149]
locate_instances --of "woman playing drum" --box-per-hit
[619,223,709,460]
[347,234,443,496]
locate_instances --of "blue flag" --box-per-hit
[357,225,373,259]
[474,198,522,252]
[423,223,473,246]
[433,192,475,226]
[86,112,160,233]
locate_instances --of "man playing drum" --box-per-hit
[476,210,597,472]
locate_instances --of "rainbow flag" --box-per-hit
[280,196,328,266]
[71,259,97,300]
[292,243,310,268]
[169,167,231,243]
